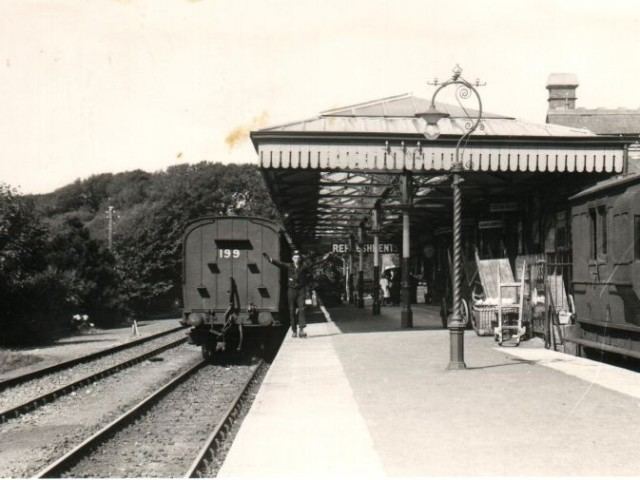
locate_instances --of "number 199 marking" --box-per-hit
[219,249,240,259]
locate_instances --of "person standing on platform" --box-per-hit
[390,269,401,306]
[262,250,330,338]
[380,273,391,306]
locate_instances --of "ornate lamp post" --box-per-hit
[416,65,484,370]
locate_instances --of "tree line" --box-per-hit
[0,162,277,345]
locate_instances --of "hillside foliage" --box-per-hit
[1,162,276,345]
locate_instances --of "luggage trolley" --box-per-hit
[495,261,527,346]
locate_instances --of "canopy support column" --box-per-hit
[372,206,381,315]
[357,225,365,308]
[342,256,349,303]
[401,171,413,328]
[348,236,355,305]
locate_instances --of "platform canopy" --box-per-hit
[252,94,631,247]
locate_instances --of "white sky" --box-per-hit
[2,0,640,194]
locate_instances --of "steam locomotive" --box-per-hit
[180,216,289,360]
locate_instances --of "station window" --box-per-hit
[555,226,566,250]
[555,210,569,251]
[598,206,607,256]
[635,215,640,260]
[589,206,608,260]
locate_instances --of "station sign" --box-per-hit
[331,243,399,254]
[489,202,519,213]
[478,220,505,230]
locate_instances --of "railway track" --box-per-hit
[0,325,186,391]
[34,360,264,478]
[186,361,266,478]
[0,331,188,424]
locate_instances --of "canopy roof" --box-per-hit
[260,94,592,137]
[253,94,632,247]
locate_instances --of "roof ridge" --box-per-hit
[320,93,412,116]
[321,95,512,120]
[551,107,640,114]
[254,114,323,133]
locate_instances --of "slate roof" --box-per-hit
[547,108,640,136]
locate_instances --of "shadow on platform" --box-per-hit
[330,304,447,334]
[465,359,538,370]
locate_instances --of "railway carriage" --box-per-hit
[568,172,640,359]
[180,216,289,360]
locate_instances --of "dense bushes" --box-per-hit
[47,217,125,328]
[2,267,78,344]
[0,187,77,343]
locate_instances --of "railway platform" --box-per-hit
[220,303,640,476]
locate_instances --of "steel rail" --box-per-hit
[185,360,265,478]
[0,325,187,391]
[33,359,208,479]
[0,337,188,424]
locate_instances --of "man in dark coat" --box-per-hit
[263,250,329,338]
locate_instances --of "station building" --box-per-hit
[546,73,640,138]
[546,72,640,171]
[252,82,635,340]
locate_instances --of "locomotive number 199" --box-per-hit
[219,249,240,259]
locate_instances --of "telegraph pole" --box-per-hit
[106,205,115,251]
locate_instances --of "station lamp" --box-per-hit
[416,105,450,140]
[415,65,484,370]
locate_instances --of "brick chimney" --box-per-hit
[546,73,579,111]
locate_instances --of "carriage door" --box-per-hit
[631,191,640,305]
[214,219,253,309]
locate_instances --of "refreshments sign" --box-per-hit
[331,243,399,254]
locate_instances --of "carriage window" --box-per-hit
[635,216,640,260]
[589,208,597,260]
[555,226,566,250]
[598,206,607,256]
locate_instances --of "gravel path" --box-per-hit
[0,344,201,478]
[64,363,259,478]
[0,329,188,413]
[0,351,43,374]
[0,321,183,381]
